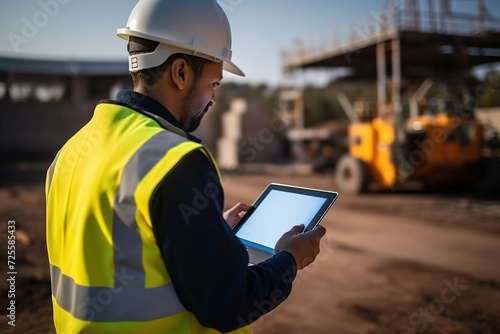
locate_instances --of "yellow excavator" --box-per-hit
[335,78,495,193]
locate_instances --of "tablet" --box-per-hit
[234,183,338,264]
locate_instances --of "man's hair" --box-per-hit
[128,37,211,89]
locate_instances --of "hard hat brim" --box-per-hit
[223,60,245,77]
[118,28,245,77]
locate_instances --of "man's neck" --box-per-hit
[134,86,182,124]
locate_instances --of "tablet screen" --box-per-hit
[235,189,328,251]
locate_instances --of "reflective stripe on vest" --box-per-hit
[45,149,60,199]
[50,264,185,322]
[48,124,190,322]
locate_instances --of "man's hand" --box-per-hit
[223,203,253,229]
[275,224,327,270]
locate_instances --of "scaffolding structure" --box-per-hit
[281,0,500,129]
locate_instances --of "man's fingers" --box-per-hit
[237,203,253,211]
[310,225,326,238]
[286,224,305,236]
[225,203,252,217]
[303,225,326,249]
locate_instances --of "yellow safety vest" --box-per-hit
[46,102,252,334]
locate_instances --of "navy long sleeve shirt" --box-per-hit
[114,90,297,332]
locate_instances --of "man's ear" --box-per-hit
[170,58,189,91]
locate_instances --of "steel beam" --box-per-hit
[377,42,387,119]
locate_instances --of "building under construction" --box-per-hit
[281,0,500,193]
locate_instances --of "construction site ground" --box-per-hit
[1,167,499,333]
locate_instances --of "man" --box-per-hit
[45,0,327,333]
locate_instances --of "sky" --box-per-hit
[0,0,499,86]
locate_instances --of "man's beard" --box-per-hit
[180,84,212,133]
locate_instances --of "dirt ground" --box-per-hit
[1,165,500,334]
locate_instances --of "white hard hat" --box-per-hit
[117,0,245,77]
